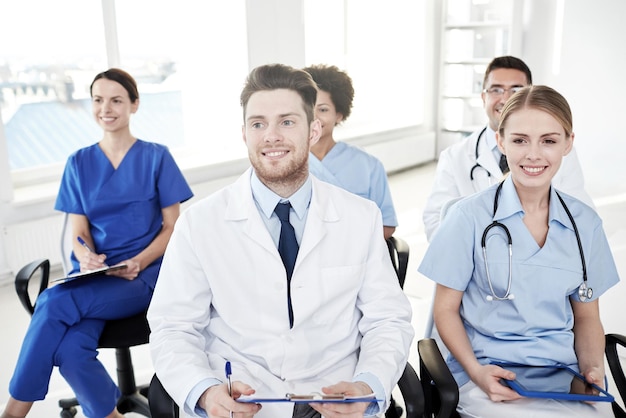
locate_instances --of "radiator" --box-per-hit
[3,215,65,276]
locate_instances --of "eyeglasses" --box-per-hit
[482,86,525,96]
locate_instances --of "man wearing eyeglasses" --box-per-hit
[422,55,593,241]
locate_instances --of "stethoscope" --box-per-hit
[482,181,593,302]
[469,127,489,181]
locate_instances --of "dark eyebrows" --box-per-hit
[508,132,563,137]
[278,112,302,119]
[246,112,302,122]
[489,83,525,88]
[245,114,265,123]
[92,94,124,100]
[541,132,563,138]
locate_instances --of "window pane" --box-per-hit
[0,1,106,171]
[115,0,249,168]
[304,0,425,139]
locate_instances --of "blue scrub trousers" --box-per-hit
[9,271,154,418]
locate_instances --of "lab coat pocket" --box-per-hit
[307,264,365,325]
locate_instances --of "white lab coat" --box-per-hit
[148,168,414,417]
[422,126,594,241]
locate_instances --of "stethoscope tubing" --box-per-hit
[482,181,591,302]
[469,127,489,181]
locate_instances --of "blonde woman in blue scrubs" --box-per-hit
[2,68,193,418]
[419,85,619,417]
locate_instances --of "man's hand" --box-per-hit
[198,381,261,418]
[309,381,373,418]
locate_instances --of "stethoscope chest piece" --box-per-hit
[578,281,593,302]
[483,182,592,303]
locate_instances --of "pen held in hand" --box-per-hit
[225,361,233,418]
[77,236,108,267]
[225,361,233,396]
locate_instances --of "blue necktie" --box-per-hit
[274,202,299,328]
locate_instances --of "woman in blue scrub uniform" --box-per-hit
[303,64,398,239]
[2,68,193,418]
[419,85,619,417]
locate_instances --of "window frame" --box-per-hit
[2,0,437,203]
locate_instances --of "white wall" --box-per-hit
[522,0,626,199]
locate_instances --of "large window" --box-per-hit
[115,1,249,169]
[0,1,106,174]
[1,0,429,192]
[1,1,249,181]
[304,0,425,139]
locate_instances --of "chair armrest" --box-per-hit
[149,374,179,418]
[15,259,50,315]
[396,361,424,417]
[418,338,459,418]
[606,333,626,411]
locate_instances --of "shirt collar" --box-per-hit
[485,126,498,152]
[250,170,312,221]
[494,176,575,231]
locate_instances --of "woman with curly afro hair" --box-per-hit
[303,64,397,239]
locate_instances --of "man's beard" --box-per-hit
[250,149,309,191]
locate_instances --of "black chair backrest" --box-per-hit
[149,374,180,418]
[386,236,410,288]
[15,256,152,417]
[15,258,50,314]
[606,334,626,418]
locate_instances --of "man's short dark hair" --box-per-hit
[483,56,532,87]
[240,64,318,124]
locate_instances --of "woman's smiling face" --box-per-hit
[497,106,573,189]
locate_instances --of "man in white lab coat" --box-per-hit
[422,56,593,241]
[148,64,414,418]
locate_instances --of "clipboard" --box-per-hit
[491,361,614,402]
[237,392,381,404]
[51,264,128,284]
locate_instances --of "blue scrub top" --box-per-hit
[55,139,193,281]
[418,176,620,386]
[309,141,397,227]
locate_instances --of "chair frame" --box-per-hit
[418,338,459,418]
[15,258,151,418]
[606,334,626,418]
[418,333,626,418]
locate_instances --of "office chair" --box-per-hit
[386,236,410,289]
[419,333,626,418]
[14,215,151,418]
[148,236,424,418]
[417,338,459,418]
[606,334,626,418]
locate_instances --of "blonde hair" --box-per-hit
[498,85,572,137]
